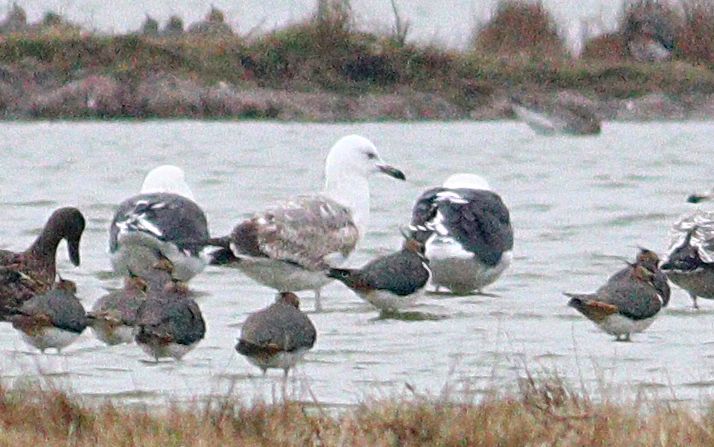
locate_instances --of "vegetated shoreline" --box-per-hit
[2,32,713,123]
[1,374,712,446]
[1,20,714,123]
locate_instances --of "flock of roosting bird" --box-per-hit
[0,134,713,377]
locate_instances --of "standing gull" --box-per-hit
[236,292,316,377]
[410,173,513,295]
[661,208,714,309]
[565,248,670,342]
[327,231,430,312]
[109,165,210,282]
[208,135,405,311]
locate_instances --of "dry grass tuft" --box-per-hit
[677,0,714,64]
[581,33,629,61]
[472,0,567,60]
[0,377,712,446]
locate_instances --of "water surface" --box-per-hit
[0,120,711,407]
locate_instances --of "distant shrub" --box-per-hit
[677,0,714,64]
[472,0,567,59]
[581,33,628,61]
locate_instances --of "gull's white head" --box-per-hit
[324,135,405,182]
[443,173,491,191]
[140,165,195,201]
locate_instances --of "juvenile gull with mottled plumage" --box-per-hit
[109,165,209,282]
[208,134,405,311]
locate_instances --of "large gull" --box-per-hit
[109,165,210,282]
[410,173,513,295]
[208,134,405,311]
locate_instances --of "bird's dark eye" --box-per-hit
[366,152,376,160]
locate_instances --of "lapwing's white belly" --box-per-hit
[137,339,200,361]
[244,348,310,371]
[597,314,657,337]
[91,321,135,346]
[360,289,423,311]
[20,327,81,352]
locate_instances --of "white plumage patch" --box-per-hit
[668,210,714,263]
[435,191,468,204]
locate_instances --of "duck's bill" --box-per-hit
[377,164,406,181]
[68,241,81,266]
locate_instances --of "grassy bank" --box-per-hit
[0,376,713,446]
[1,0,714,120]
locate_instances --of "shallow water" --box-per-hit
[0,120,711,407]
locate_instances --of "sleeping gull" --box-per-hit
[109,165,210,282]
[208,134,406,311]
[410,173,513,295]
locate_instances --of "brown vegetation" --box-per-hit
[0,1,711,120]
[1,377,714,446]
[472,0,567,59]
[677,0,714,64]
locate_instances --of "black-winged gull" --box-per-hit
[109,165,210,282]
[410,173,513,295]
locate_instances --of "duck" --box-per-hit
[109,165,210,282]
[565,248,670,341]
[0,207,85,319]
[410,173,513,295]
[207,135,405,311]
[8,278,88,353]
[661,208,714,309]
[236,292,316,377]
[134,277,205,361]
[327,231,430,311]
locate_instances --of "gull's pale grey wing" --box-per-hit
[231,195,359,270]
[434,189,514,266]
[110,193,209,256]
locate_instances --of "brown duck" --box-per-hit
[0,207,85,319]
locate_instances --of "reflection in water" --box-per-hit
[375,310,448,322]
[0,121,712,407]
